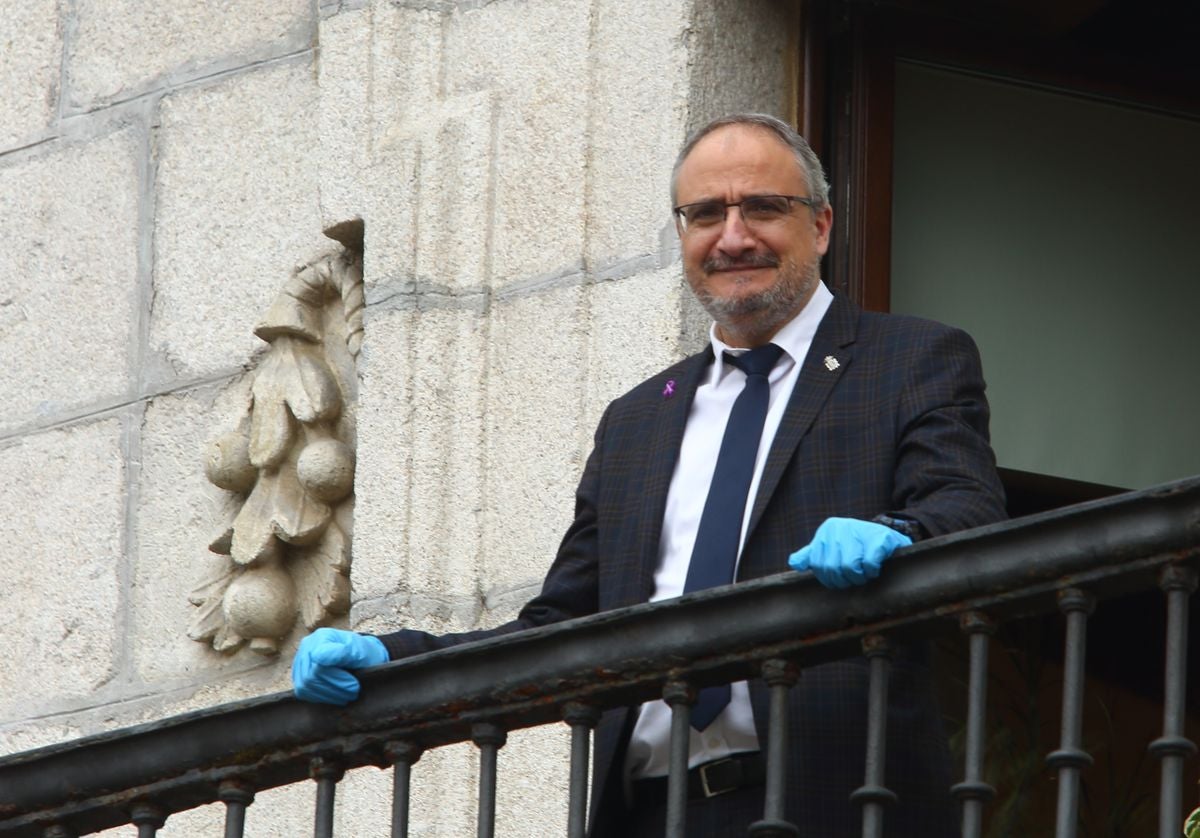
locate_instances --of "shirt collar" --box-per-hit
[707,281,835,385]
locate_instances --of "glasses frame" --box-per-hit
[672,194,819,234]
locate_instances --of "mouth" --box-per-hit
[713,264,771,275]
[703,254,780,274]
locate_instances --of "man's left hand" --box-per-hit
[788,517,912,589]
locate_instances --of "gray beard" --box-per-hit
[692,256,820,340]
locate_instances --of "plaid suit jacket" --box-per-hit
[380,294,1006,836]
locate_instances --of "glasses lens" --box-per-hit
[681,201,725,230]
[741,196,791,223]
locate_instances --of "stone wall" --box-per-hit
[0,0,796,834]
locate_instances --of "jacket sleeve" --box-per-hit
[377,405,608,662]
[886,325,1007,539]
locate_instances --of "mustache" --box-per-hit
[702,252,780,272]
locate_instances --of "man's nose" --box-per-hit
[715,206,757,253]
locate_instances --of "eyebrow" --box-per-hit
[678,192,781,204]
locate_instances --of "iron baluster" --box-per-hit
[951,612,997,838]
[662,680,694,838]
[218,780,254,838]
[748,658,800,837]
[562,702,600,838]
[385,741,422,838]
[1150,564,1198,838]
[472,723,506,838]
[310,756,344,838]
[1046,588,1095,838]
[130,803,165,838]
[850,635,897,838]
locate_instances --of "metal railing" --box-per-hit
[2,476,1199,838]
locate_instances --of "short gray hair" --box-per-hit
[670,113,830,210]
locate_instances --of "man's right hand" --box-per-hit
[291,627,389,705]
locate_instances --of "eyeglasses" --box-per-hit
[672,194,818,234]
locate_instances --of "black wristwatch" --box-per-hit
[871,514,926,542]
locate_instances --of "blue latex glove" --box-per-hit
[788,517,912,589]
[292,627,389,705]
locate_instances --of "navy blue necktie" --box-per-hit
[684,342,784,730]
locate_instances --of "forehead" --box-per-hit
[676,125,806,202]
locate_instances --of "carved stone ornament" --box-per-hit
[189,220,365,655]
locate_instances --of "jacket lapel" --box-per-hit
[742,294,860,551]
[625,349,713,604]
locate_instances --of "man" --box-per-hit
[292,113,1006,835]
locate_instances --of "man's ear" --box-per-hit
[813,205,833,256]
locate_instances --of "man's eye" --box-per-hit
[742,197,789,219]
[686,203,725,225]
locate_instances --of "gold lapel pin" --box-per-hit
[823,355,840,371]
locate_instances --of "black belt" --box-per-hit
[633,752,766,801]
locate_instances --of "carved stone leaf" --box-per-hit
[208,504,237,555]
[188,563,244,651]
[293,522,351,629]
[230,475,280,565]
[279,339,341,424]
[249,354,294,469]
[273,460,332,545]
[211,625,246,653]
[209,525,234,555]
[230,465,332,565]
[256,292,322,344]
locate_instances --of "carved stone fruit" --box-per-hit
[205,431,257,493]
[222,564,296,650]
[296,438,355,502]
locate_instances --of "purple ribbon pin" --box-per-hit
[663,379,677,399]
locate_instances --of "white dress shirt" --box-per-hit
[625,281,835,779]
